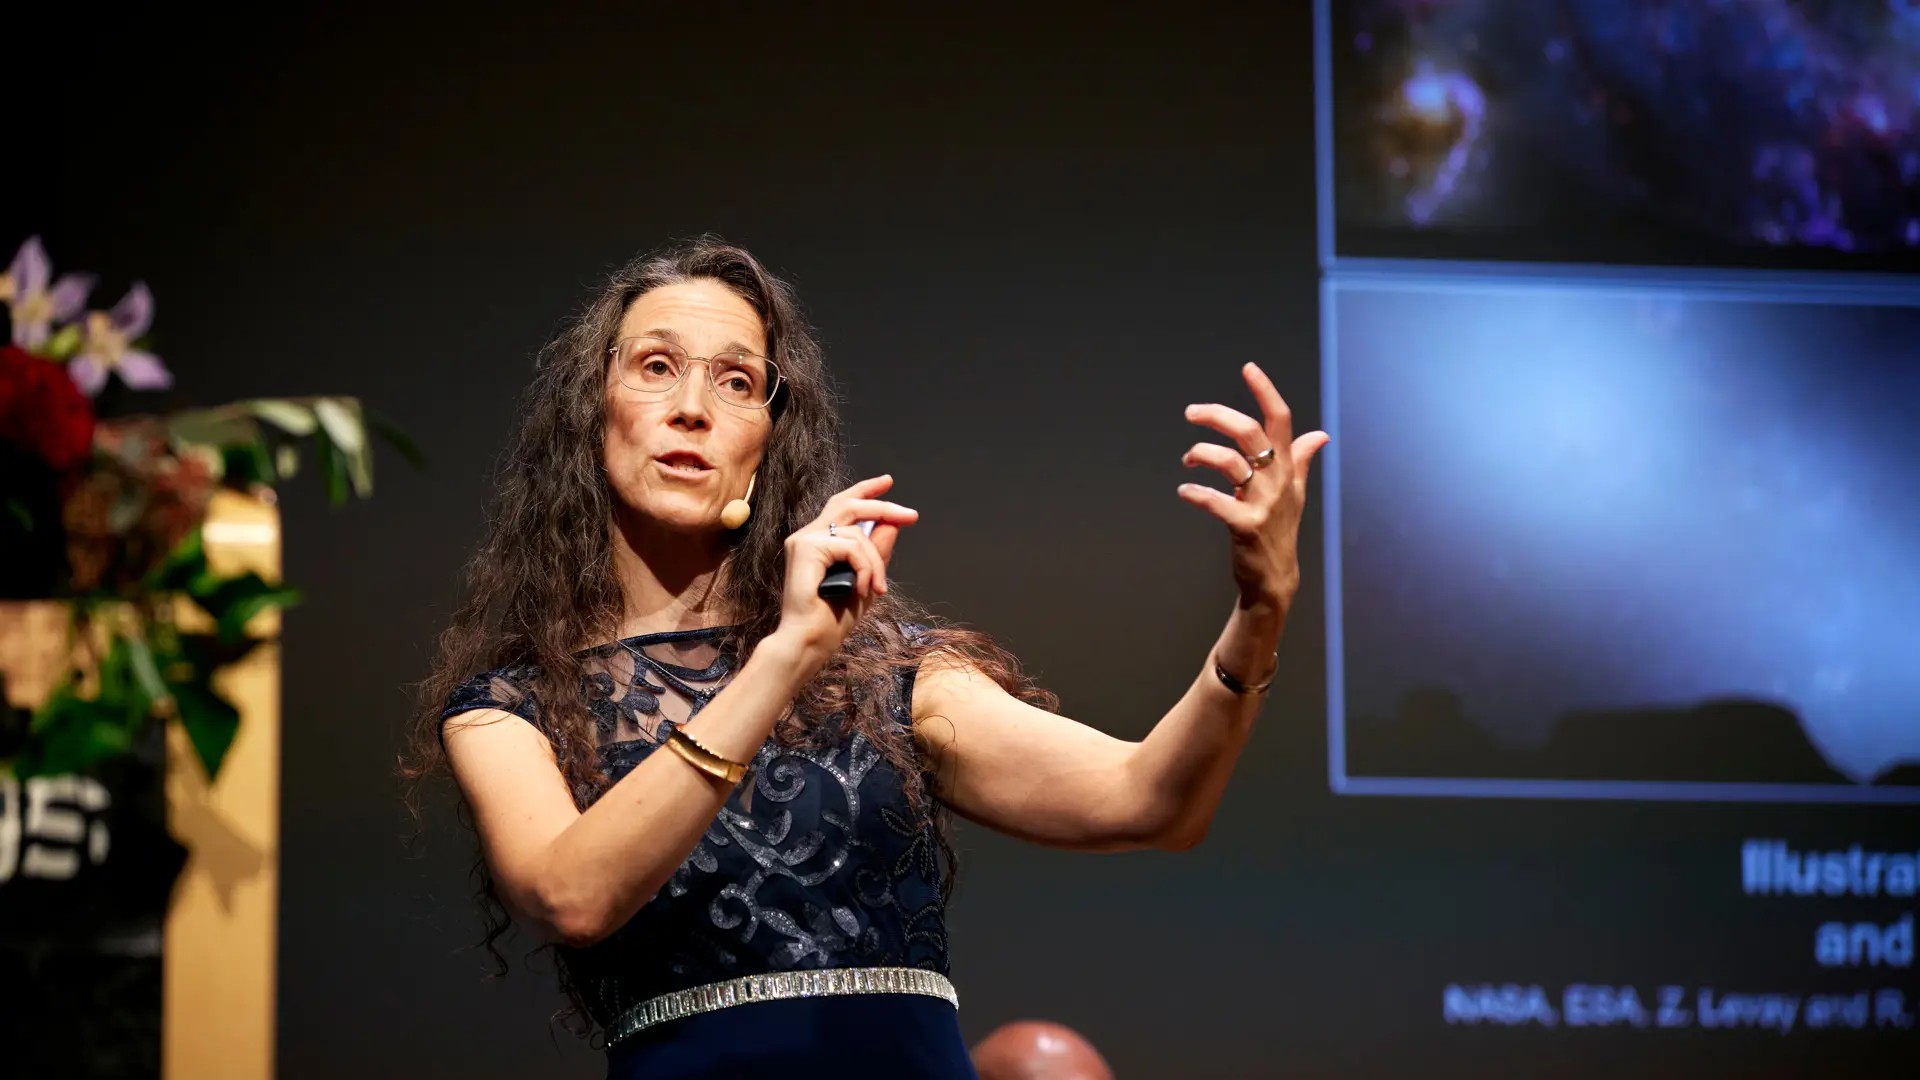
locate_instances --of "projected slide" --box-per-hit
[1327,279,1920,801]
[1325,0,1920,269]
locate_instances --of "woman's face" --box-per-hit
[603,279,773,533]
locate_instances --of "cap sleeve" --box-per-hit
[441,665,542,728]
[893,620,937,727]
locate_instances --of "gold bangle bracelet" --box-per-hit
[665,728,750,785]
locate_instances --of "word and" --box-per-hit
[1816,913,1913,968]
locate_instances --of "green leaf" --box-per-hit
[13,695,133,779]
[170,680,240,780]
[241,438,276,488]
[311,397,365,455]
[94,633,138,706]
[221,439,276,488]
[314,427,349,505]
[42,324,83,361]
[348,444,373,497]
[363,409,426,470]
[248,399,318,436]
[124,635,171,711]
[167,408,262,449]
[314,398,372,498]
[146,530,211,593]
[174,631,264,673]
[192,571,299,642]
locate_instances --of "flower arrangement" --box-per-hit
[0,236,416,782]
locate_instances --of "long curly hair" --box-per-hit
[401,236,1053,1037]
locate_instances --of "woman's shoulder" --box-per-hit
[440,661,543,726]
[888,620,941,719]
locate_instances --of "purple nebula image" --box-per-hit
[1329,0,1920,269]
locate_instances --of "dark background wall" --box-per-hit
[13,4,1914,1077]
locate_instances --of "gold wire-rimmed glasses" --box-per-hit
[607,336,784,410]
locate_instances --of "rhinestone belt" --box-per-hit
[609,966,958,1044]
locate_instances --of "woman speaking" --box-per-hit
[409,237,1326,1078]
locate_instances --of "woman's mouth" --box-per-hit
[655,452,713,479]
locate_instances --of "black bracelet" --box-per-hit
[1213,653,1278,696]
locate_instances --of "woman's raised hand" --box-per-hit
[1178,363,1330,613]
[773,474,919,671]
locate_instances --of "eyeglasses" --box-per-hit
[608,336,784,410]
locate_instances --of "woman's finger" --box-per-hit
[806,532,879,598]
[848,528,889,596]
[815,475,896,526]
[1182,442,1259,492]
[868,521,904,566]
[1184,403,1271,457]
[1292,431,1331,483]
[1176,480,1261,537]
[1241,363,1294,451]
[831,519,897,595]
[826,524,885,597]
[830,498,920,528]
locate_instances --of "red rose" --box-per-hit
[0,344,95,473]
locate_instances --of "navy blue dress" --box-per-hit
[442,626,977,1079]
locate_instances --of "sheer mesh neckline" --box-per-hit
[591,624,735,648]
[582,625,740,747]
[588,625,737,659]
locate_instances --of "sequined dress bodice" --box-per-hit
[441,626,950,1035]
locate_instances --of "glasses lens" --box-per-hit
[709,353,777,408]
[619,338,685,392]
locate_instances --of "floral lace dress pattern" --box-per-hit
[441,626,950,1034]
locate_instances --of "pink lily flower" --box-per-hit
[0,236,94,349]
[70,283,171,396]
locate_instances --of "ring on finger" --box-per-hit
[828,522,838,538]
[1233,466,1256,490]
[1244,446,1277,471]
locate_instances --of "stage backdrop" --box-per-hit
[11,3,1914,1077]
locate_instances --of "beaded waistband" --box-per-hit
[608,966,958,1044]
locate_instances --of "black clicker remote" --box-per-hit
[817,520,875,600]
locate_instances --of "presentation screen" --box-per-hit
[1316,3,1918,1071]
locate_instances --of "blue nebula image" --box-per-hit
[1332,280,1920,786]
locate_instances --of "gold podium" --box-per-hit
[164,488,280,1080]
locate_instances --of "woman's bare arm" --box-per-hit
[443,632,810,947]
[914,602,1276,853]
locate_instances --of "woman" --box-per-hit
[408,237,1326,1078]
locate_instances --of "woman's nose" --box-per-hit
[667,360,715,424]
